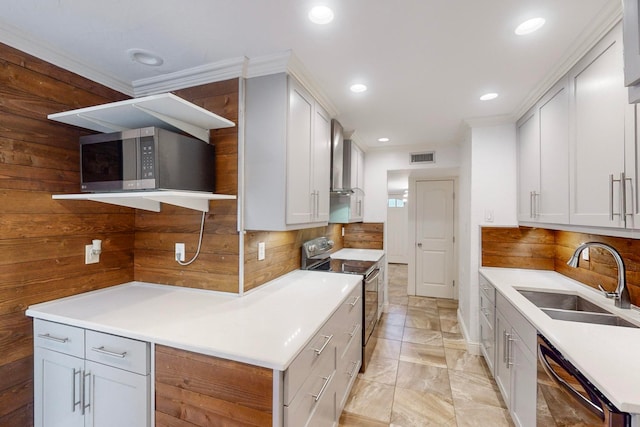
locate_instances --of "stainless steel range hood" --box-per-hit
[331,119,354,194]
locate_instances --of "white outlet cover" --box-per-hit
[175,243,185,262]
[85,244,99,264]
[258,242,266,261]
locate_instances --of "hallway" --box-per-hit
[339,264,514,426]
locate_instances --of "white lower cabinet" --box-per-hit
[283,285,362,426]
[494,293,537,427]
[34,319,150,427]
[478,276,496,375]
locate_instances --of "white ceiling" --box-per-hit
[0,0,620,150]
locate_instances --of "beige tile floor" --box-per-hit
[339,264,514,427]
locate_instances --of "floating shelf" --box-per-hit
[48,93,235,142]
[52,191,236,213]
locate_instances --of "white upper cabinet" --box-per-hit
[517,77,569,224]
[245,73,331,231]
[568,24,635,228]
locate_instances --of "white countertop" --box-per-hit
[479,267,640,413]
[25,270,362,371]
[331,248,385,262]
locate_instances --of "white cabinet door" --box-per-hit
[34,347,84,427]
[313,104,331,222]
[508,332,537,427]
[494,309,511,408]
[86,361,149,427]
[517,108,540,222]
[286,79,314,225]
[569,25,629,228]
[538,77,570,224]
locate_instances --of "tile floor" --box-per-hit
[338,264,514,427]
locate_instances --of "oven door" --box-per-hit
[363,267,380,344]
[536,335,630,427]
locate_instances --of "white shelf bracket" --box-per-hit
[87,196,161,212]
[132,104,210,142]
[144,195,210,212]
[75,113,129,132]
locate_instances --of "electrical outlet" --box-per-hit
[341,227,345,237]
[175,243,185,262]
[582,247,590,261]
[258,242,266,261]
[85,244,99,264]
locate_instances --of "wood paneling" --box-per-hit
[0,41,132,426]
[133,80,241,292]
[155,345,272,427]
[343,222,384,249]
[243,224,343,291]
[481,227,556,270]
[481,227,640,306]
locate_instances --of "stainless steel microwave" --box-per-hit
[80,127,215,192]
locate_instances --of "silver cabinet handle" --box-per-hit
[37,333,69,343]
[91,346,127,358]
[311,373,333,402]
[624,173,634,219]
[82,371,91,415]
[503,330,509,364]
[530,191,534,218]
[348,295,361,307]
[610,173,623,220]
[347,361,359,378]
[507,334,515,368]
[72,368,81,412]
[313,334,333,356]
[348,324,359,338]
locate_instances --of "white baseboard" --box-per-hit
[457,308,481,355]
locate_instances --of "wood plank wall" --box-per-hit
[0,42,132,426]
[155,345,273,426]
[134,80,240,293]
[244,224,343,291]
[344,222,384,249]
[481,227,640,306]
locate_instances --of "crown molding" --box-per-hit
[132,56,247,97]
[0,21,134,96]
[463,114,515,129]
[512,1,622,120]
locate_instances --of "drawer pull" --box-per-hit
[38,333,69,344]
[347,360,359,378]
[313,334,333,356]
[91,346,127,358]
[311,373,332,402]
[348,324,359,338]
[349,296,361,307]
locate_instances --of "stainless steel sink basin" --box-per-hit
[518,290,610,313]
[541,309,638,328]
[517,289,638,328]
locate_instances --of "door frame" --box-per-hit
[407,177,458,299]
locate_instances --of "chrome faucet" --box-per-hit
[567,242,631,309]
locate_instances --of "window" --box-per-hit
[388,198,405,208]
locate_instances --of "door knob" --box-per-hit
[417,243,422,248]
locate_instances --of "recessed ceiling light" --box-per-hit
[378,137,390,142]
[308,6,334,24]
[480,92,499,101]
[515,17,546,35]
[350,83,367,93]
[127,49,164,66]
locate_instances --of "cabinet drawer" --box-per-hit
[85,330,150,375]
[479,289,495,325]
[284,321,335,406]
[34,319,84,358]
[331,288,362,360]
[479,275,496,304]
[284,346,335,427]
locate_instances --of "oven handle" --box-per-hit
[538,341,605,420]
[364,269,380,284]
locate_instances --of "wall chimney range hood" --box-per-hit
[330,119,354,194]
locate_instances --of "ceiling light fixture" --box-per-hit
[378,137,390,142]
[127,48,164,66]
[350,83,367,93]
[480,92,499,101]
[308,6,334,24]
[515,17,546,35]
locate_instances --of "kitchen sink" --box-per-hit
[517,290,610,313]
[517,289,639,328]
[541,309,638,328]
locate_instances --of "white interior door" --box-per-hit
[387,199,408,263]
[415,180,454,299]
